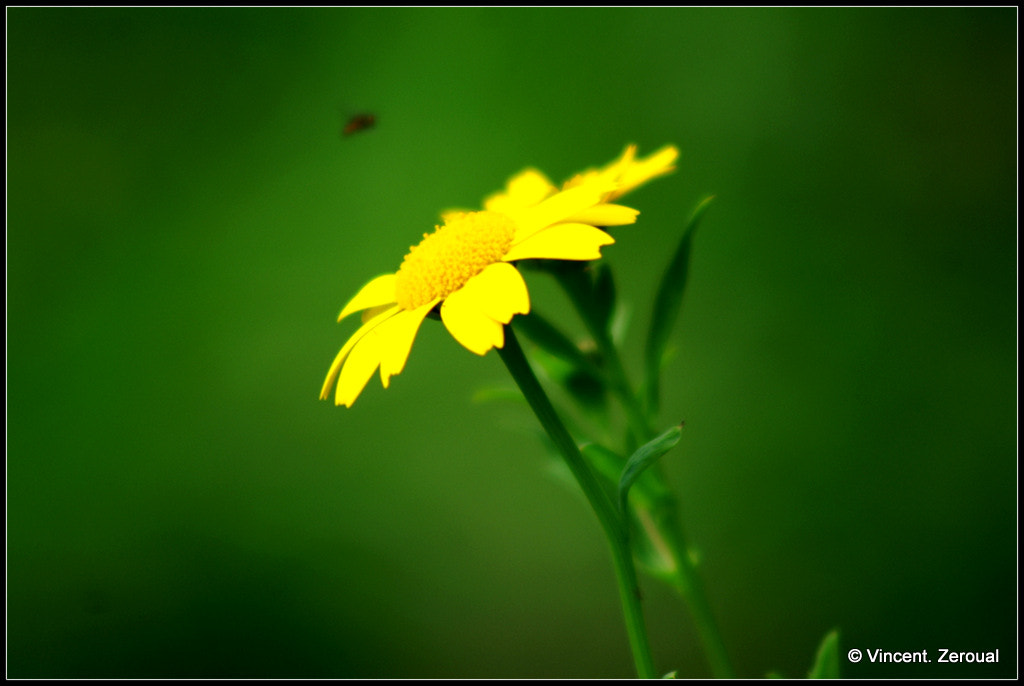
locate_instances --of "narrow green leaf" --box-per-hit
[513,311,596,376]
[807,628,841,679]
[644,195,714,415]
[514,314,610,416]
[592,263,617,336]
[550,261,608,334]
[617,424,683,515]
[563,367,609,414]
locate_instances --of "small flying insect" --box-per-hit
[341,113,376,137]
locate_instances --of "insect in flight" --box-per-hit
[341,113,376,137]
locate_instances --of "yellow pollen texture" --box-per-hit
[395,211,516,310]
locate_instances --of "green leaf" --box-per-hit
[807,628,841,679]
[563,367,609,414]
[592,262,617,336]
[585,442,682,576]
[513,311,597,377]
[644,195,714,415]
[550,261,608,334]
[617,424,683,515]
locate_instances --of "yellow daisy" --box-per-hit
[321,144,679,407]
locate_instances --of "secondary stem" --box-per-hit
[659,513,736,678]
[497,326,656,679]
[552,266,736,678]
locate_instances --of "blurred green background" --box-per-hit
[7,7,1016,679]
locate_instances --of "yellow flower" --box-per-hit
[320,144,679,407]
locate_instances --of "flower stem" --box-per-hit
[497,326,656,679]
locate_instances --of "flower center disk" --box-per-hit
[395,211,516,310]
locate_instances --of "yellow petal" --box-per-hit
[564,203,639,227]
[320,304,401,400]
[610,145,679,200]
[336,330,385,407]
[338,274,398,321]
[441,287,505,355]
[563,145,636,192]
[597,144,638,186]
[361,304,394,323]
[484,169,556,213]
[375,300,437,387]
[510,180,618,244]
[503,223,615,262]
[456,262,529,323]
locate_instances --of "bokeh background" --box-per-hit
[7,7,1016,679]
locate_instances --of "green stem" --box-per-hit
[497,326,656,679]
[593,325,652,441]
[552,266,735,678]
[658,512,736,678]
